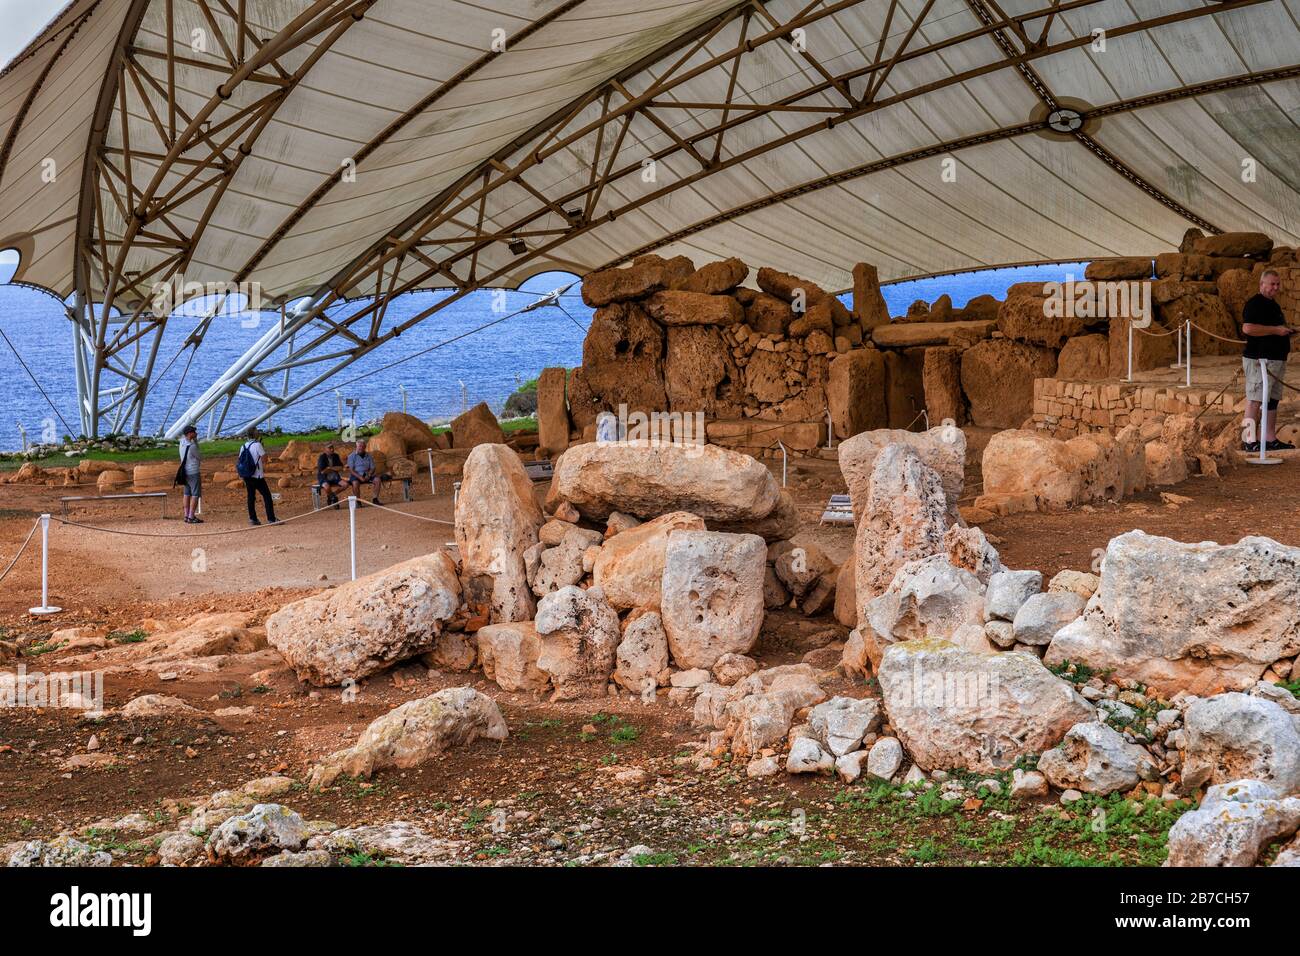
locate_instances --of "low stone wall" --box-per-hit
[1031,378,1237,439]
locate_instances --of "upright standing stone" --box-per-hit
[827,349,887,440]
[922,346,965,426]
[536,367,570,457]
[660,531,767,669]
[455,444,545,623]
[852,262,890,330]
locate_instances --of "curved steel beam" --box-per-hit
[71,0,374,436]
[169,0,1290,439]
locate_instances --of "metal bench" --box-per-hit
[524,459,554,482]
[312,476,411,510]
[819,493,854,526]
[60,491,168,518]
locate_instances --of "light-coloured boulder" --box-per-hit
[943,525,1003,584]
[712,652,758,686]
[1037,721,1158,794]
[985,569,1042,622]
[613,611,670,694]
[787,737,834,774]
[475,621,549,693]
[808,696,880,756]
[1180,693,1300,794]
[455,443,545,623]
[773,540,835,598]
[833,558,856,627]
[592,511,705,609]
[207,804,306,862]
[878,640,1094,773]
[531,527,601,597]
[1010,768,1049,798]
[1012,591,1086,646]
[266,552,461,686]
[534,586,621,700]
[866,736,904,781]
[1048,569,1099,599]
[721,664,828,757]
[119,694,204,718]
[660,530,766,669]
[854,445,949,621]
[863,555,986,668]
[1166,780,1300,867]
[308,688,507,789]
[548,440,781,523]
[838,424,965,519]
[1045,532,1300,695]
[836,750,870,783]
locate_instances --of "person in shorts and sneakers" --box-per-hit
[1241,269,1296,452]
[179,424,203,523]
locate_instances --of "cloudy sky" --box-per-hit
[0,0,66,70]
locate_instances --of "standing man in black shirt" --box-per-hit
[1241,269,1295,452]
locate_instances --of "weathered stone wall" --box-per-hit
[547,234,1295,458]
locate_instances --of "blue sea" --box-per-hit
[0,261,1086,452]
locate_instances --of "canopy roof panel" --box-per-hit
[0,0,1297,437]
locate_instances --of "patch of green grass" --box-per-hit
[1047,659,1095,685]
[906,838,942,863]
[609,722,640,744]
[108,629,147,644]
[21,639,65,657]
[341,850,400,867]
[632,852,678,866]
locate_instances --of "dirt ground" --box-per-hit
[2,434,1298,866]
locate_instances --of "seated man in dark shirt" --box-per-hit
[316,441,345,507]
[1241,269,1296,452]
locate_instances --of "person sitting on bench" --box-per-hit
[316,441,345,507]
[347,438,383,504]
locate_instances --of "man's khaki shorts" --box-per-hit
[1244,357,1286,404]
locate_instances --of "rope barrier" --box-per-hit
[1186,321,1246,345]
[51,503,331,538]
[1192,369,1241,424]
[1133,325,1179,337]
[1266,370,1300,395]
[355,498,455,525]
[0,517,41,584]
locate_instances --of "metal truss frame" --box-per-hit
[70,0,377,436]
[57,0,1290,437]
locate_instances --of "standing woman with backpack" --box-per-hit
[236,426,279,526]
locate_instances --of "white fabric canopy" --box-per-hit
[2,0,1297,304]
[1,0,1297,437]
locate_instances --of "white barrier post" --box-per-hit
[426,448,436,495]
[29,514,61,615]
[776,440,788,486]
[1185,320,1192,388]
[453,481,461,511]
[348,495,358,579]
[1126,320,1134,382]
[1250,357,1281,466]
